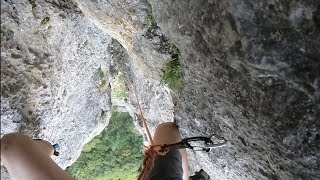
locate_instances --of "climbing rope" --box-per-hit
[131,85,227,180]
[131,86,164,180]
[132,86,154,145]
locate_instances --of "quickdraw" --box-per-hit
[133,85,227,180]
[157,134,227,155]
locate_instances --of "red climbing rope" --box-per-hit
[132,86,154,145]
[132,85,227,179]
[131,86,165,180]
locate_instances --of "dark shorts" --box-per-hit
[146,150,183,180]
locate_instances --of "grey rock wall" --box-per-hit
[74,0,173,78]
[149,0,320,179]
[1,0,112,175]
[1,1,174,179]
[73,0,176,141]
[108,39,175,143]
[73,0,319,179]
[1,0,319,180]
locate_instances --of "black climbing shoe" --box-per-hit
[189,169,210,180]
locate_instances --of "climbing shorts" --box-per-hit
[146,149,183,180]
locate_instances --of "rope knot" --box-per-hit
[138,145,166,180]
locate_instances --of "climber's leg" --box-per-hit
[1,133,75,180]
[147,122,189,180]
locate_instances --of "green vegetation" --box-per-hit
[97,67,105,80]
[170,43,180,56]
[162,44,183,91]
[67,111,144,180]
[144,3,156,27]
[41,17,50,25]
[96,67,107,92]
[118,18,125,25]
[111,72,127,100]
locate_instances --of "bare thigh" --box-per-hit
[1,133,75,180]
[153,122,189,180]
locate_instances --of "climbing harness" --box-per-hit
[132,86,227,180]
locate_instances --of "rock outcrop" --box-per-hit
[149,0,320,179]
[1,0,319,180]
[1,0,112,172]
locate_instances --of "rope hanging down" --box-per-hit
[131,86,163,180]
[131,86,227,180]
[132,86,154,145]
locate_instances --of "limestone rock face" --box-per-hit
[108,39,175,141]
[74,0,172,78]
[1,0,319,180]
[148,0,320,179]
[73,0,176,139]
[1,0,174,179]
[1,0,112,172]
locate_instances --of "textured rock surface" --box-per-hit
[74,0,177,139]
[1,0,112,176]
[74,0,173,78]
[108,39,174,141]
[1,0,173,179]
[149,0,320,179]
[1,0,319,180]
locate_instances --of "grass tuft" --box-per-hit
[41,17,50,25]
[162,59,183,91]
[144,3,157,27]
[96,67,107,92]
[162,43,183,91]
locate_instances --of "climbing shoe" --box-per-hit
[189,169,210,180]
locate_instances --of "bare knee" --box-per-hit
[1,133,27,156]
[156,122,178,130]
[154,122,182,144]
[1,133,20,150]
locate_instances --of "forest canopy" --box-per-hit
[67,111,144,180]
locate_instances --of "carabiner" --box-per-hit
[204,134,227,148]
[158,134,227,154]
